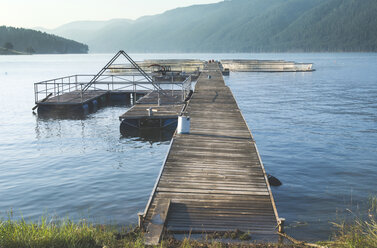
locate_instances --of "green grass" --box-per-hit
[0,214,139,248]
[0,214,311,248]
[324,197,377,248]
[1,198,377,248]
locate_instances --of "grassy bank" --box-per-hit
[1,198,376,248]
[322,197,377,248]
[0,215,315,248]
[0,215,139,248]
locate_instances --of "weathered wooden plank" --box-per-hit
[167,226,277,234]
[157,182,268,191]
[40,90,107,105]
[165,205,275,212]
[155,192,273,201]
[161,171,264,178]
[158,179,267,187]
[144,199,171,246]
[156,187,269,196]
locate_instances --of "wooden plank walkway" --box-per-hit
[142,63,279,244]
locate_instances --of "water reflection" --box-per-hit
[35,116,86,140]
[120,128,175,143]
[37,111,87,120]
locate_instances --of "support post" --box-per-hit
[35,84,38,103]
[133,84,136,104]
[57,83,60,102]
[172,75,174,96]
[138,212,144,230]
[278,218,285,233]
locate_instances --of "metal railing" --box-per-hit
[34,74,192,104]
[182,75,192,101]
[81,50,164,93]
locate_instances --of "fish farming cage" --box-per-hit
[33,73,192,104]
[34,51,193,104]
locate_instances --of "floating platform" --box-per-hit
[119,90,187,138]
[36,90,148,117]
[112,58,314,75]
[135,59,205,74]
[140,63,281,245]
[34,51,192,118]
[220,59,314,72]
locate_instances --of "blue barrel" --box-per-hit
[92,100,98,112]
[83,104,89,114]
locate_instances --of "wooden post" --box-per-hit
[138,212,144,230]
[278,218,285,233]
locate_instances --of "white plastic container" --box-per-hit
[177,116,190,134]
[147,107,153,116]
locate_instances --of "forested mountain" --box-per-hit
[41,19,133,44]
[43,0,377,53]
[0,26,88,54]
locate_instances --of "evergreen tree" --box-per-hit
[26,47,35,54]
[4,42,13,50]
[0,26,88,54]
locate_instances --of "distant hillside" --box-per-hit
[0,26,88,54]
[39,19,133,44]
[45,0,377,53]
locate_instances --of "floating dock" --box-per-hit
[36,89,149,116]
[119,90,187,139]
[33,51,191,118]
[220,59,314,72]
[140,63,280,245]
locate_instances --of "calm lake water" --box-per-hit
[0,53,376,241]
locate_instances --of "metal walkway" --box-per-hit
[141,63,280,244]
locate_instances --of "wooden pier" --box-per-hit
[141,63,280,244]
[30,51,316,245]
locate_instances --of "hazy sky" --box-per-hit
[1,0,221,29]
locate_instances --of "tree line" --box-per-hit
[0,26,88,54]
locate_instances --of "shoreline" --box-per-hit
[1,205,375,248]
